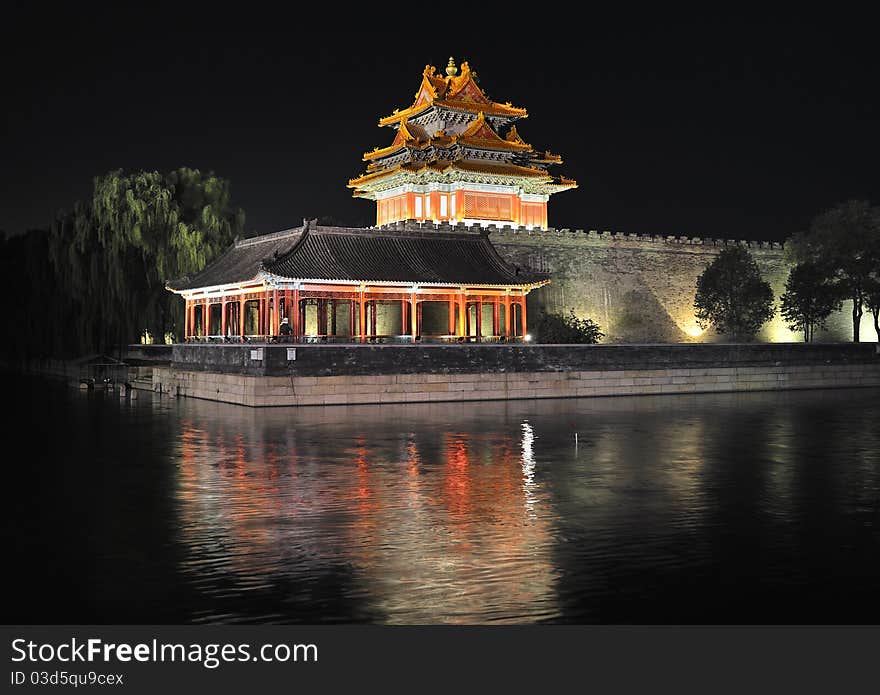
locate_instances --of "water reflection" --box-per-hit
[174,404,558,623]
[6,377,880,624]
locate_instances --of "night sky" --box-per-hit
[3,10,877,242]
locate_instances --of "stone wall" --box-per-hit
[169,342,879,377]
[152,362,880,408]
[152,343,880,407]
[490,227,867,343]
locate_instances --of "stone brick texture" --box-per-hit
[491,228,862,343]
[153,343,880,407]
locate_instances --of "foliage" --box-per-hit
[779,262,844,342]
[534,309,604,344]
[2,168,246,358]
[694,246,775,340]
[866,272,880,342]
[787,200,880,342]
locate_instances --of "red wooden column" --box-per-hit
[221,297,227,338]
[265,290,272,338]
[503,295,512,338]
[492,300,499,338]
[320,299,329,336]
[410,293,417,340]
[265,290,271,338]
[292,289,301,339]
[272,289,279,338]
[457,291,466,338]
[349,299,356,339]
[238,294,246,337]
[448,295,456,336]
[521,296,528,339]
[359,288,366,343]
[203,298,209,337]
[401,300,408,338]
[370,300,377,337]
[475,299,482,342]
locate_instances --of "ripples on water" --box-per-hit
[5,376,880,624]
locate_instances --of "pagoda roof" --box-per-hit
[458,112,531,151]
[378,61,527,127]
[167,223,548,292]
[363,112,532,162]
[349,159,576,192]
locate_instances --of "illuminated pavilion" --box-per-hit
[167,220,547,343]
[167,58,571,343]
[349,58,576,229]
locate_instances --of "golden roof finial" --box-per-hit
[446,56,458,77]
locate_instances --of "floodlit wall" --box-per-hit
[491,227,870,343]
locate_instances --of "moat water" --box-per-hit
[5,374,880,624]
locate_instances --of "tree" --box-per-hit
[787,200,880,342]
[779,262,843,342]
[866,273,880,343]
[694,246,774,341]
[534,309,604,344]
[48,168,245,356]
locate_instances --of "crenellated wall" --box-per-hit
[487,226,868,344]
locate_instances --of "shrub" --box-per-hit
[534,309,604,344]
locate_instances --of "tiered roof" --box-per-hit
[348,59,576,198]
[377,60,528,127]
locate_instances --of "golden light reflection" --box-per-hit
[521,421,538,515]
[173,406,558,624]
[443,433,471,517]
[176,417,286,581]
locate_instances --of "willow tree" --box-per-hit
[49,168,245,355]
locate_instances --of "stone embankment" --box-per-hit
[149,343,880,407]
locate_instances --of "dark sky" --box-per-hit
[2,9,877,242]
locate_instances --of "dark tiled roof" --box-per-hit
[167,227,303,291]
[167,224,546,291]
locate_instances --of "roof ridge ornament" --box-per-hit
[445,56,458,77]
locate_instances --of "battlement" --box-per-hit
[374,220,785,251]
